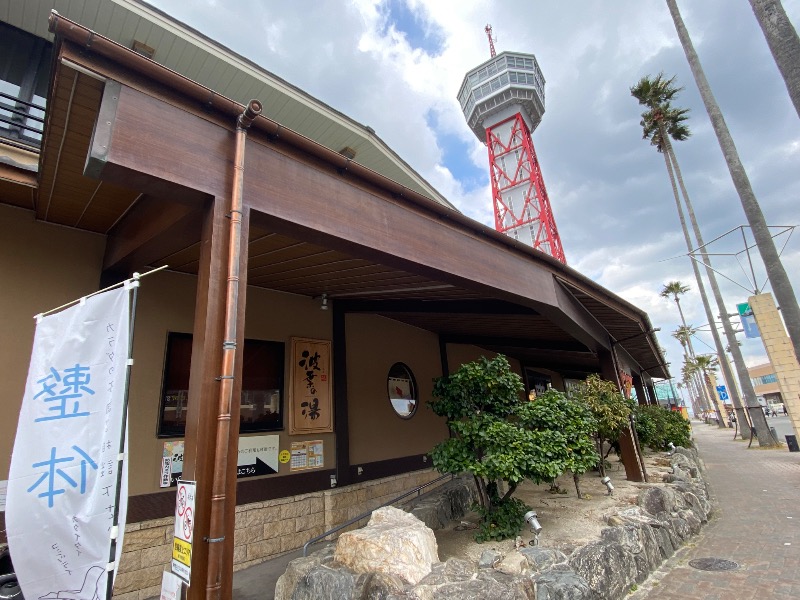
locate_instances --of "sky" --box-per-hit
[146,0,800,391]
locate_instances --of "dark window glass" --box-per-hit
[158,333,284,437]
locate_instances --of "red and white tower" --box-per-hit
[458,26,565,263]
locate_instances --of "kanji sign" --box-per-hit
[289,338,332,434]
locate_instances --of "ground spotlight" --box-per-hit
[600,476,614,496]
[668,442,676,455]
[524,510,543,546]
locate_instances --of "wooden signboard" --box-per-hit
[289,337,333,434]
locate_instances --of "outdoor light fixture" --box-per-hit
[320,293,328,311]
[601,476,614,496]
[523,510,543,546]
[667,442,676,455]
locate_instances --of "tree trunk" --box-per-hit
[474,475,489,510]
[749,0,800,119]
[573,473,583,499]
[665,143,754,440]
[659,138,725,426]
[596,437,606,477]
[666,0,800,376]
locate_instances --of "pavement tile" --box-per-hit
[632,422,800,600]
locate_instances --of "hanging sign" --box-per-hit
[172,480,196,582]
[6,286,131,600]
[289,338,333,434]
[737,302,760,339]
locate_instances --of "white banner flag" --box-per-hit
[7,285,131,600]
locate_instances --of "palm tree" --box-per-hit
[659,281,713,413]
[686,354,725,425]
[748,0,800,119]
[672,324,709,413]
[660,282,690,327]
[632,74,774,444]
[666,0,800,381]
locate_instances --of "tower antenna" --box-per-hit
[484,24,496,58]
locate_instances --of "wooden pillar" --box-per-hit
[598,348,647,482]
[333,303,351,488]
[182,197,250,599]
[632,374,648,406]
[645,380,658,406]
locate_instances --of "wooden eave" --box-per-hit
[22,14,669,380]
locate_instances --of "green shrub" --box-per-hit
[473,496,530,542]
[634,405,692,450]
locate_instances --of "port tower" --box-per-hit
[457,26,565,263]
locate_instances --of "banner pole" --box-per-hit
[36,264,167,320]
[104,273,141,600]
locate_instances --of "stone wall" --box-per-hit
[275,447,713,600]
[113,468,443,599]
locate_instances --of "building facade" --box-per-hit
[1,3,669,598]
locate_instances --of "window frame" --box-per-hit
[387,362,418,420]
[157,332,285,437]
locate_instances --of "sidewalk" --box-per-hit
[632,422,800,599]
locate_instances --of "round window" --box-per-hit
[387,362,417,419]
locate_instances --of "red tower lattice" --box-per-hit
[458,26,566,264]
[486,113,565,263]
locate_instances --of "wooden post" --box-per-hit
[181,197,249,599]
[598,348,646,482]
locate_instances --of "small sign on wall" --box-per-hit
[161,441,185,488]
[161,435,280,485]
[289,338,333,434]
[290,440,324,471]
[237,435,279,477]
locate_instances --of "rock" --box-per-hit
[274,546,336,600]
[638,487,685,517]
[408,477,476,531]
[679,491,707,523]
[478,550,502,569]
[288,563,357,600]
[650,523,676,559]
[334,507,439,585]
[518,547,569,574]
[679,509,702,536]
[496,551,527,575]
[355,572,409,599]
[669,515,691,542]
[600,525,661,584]
[411,569,534,599]
[416,558,476,586]
[569,540,637,600]
[533,569,594,600]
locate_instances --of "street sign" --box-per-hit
[737,302,760,339]
[716,385,729,401]
[172,480,196,583]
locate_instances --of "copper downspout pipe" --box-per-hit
[206,99,262,599]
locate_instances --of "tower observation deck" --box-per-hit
[458,44,565,263]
